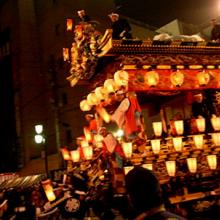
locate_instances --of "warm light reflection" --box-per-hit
[172,137,183,152]
[152,122,162,137]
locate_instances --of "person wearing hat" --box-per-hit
[125,167,186,220]
[108,13,132,39]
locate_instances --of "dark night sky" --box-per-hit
[115,0,220,27]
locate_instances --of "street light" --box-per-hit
[34,124,49,177]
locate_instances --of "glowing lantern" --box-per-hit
[66,18,73,31]
[124,166,134,175]
[104,79,118,93]
[170,70,184,87]
[80,100,92,112]
[211,133,220,146]
[207,155,217,170]
[95,87,107,101]
[94,134,103,148]
[197,71,210,86]
[96,106,110,123]
[172,137,183,152]
[165,161,176,177]
[83,127,92,142]
[151,139,160,154]
[122,142,133,158]
[196,117,206,132]
[152,122,162,137]
[114,70,129,87]
[70,149,80,162]
[42,179,56,202]
[211,115,220,131]
[61,148,70,160]
[174,120,184,135]
[81,139,89,148]
[145,71,159,87]
[87,93,99,106]
[193,134,204,149]
[187,158,197,173]
[142,163,153,170]
[63,48,69,61]
[82,146,93,160]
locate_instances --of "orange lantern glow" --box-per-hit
[66,18,73,31]
[95,87,107,101]
[211,115,220,131]
[81,139,89,148]
[80,100,92,112]
[211,133,220,146]
[87,93,99,106]
[197,71,210,86]
[122,142,133,158]
[196,117,206,132]
[82,146,93,160]
[145,71,159,87]
[170,70,184,87]
[142,163,153,170]
[152,122,162,137]
[193,134,204,149]
[70,149,80,162]
[174,120,184,135]
[165,161,176,177]
[187,158,197,173]
[124,166,134,175]
[96,106,111,123]
[151,139,160,154]
[41,179,56,202]
[114,70,129,87]
[207,155,217,170]
[104,79,118,93]
[61,148,70,160]
[63,48,69,61]
[172,137,183,152]
[83,127,92,142]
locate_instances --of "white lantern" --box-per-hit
[83,146,93,160]
[172,137,183,152]
[70,149,80,162]
[122,142,132,158]
[211,115,220,131]
[95,87,107,101]
[196,117,206,132]
[114,70,129,87]
[104,79,118,93]
[193,134,204,149]
[174,120,184,135]
[211,133,220,146]
[152,122,162,137]
[87,93,99,106]
[207,155,217,170]
[151,139,160,154]
[165,161,176,177]
[80,100,92,112]
[187,158,197,173]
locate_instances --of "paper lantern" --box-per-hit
[197,71,210,86]
[142,163,153,170]
[61,148,70,160]
[196,117,206,132]
[211,133,220,146]
[93,134,103,148]
[174,120,184,135]
[95,87,107,101]
[152,122,162,137]
[41,179,56,202]
[187,158,197,173]
[104,79,118,93]
[70,149,80,162]
[170,70,184,87]
[83,127,92,142]
[122,142,132,158]
[80,100,92,112]
[207,155,217,170]
[151,139,160,154]
[82,146,93,160]
[193,134,204,149]
[114,70,129,87]
[145,71,159,87]
[63,48,69,61]
[211,115,220,131]
[87,93,99,106]
[66,18,73,31]
[166,161,176,177]
[124,166,134,175]
[172,137,183,152]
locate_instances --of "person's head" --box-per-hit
[85,114,94,122]
[125,167,163,213]
[77,9,86,18]
[193,93,203,103]
[115,90,126,102]
[108,13,119,22]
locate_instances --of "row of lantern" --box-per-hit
[152,115,220,137]
[80,70,128,111]
[124,154,218,177]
